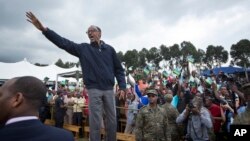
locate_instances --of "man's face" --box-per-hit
[138,80,148,94]
[148,94,158,104]
[86,26,101,43]
[220,87,228,95]
[0,79,15,124]
[204,98,212,107]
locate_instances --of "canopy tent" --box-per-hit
[0,58,81,82]
[57,70,82,80]
[55,70,82,90]
[201,66,245,76]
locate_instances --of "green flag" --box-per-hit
[128,66,133,71]
[143,67,150,75]
[162,70,168,77]
[173,68,181,76]
[187,55,194,63]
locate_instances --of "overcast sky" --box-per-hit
[1,0,250,64]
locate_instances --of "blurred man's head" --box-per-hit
[146,89,158,104]
[204,96,214,107]
[0,76,47,124]
[191,70,197,77]
[86,25,101,44]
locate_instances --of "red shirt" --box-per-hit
[82,89,89,116]
[209,103,222,133]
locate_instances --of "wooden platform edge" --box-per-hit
[44,119,81,139]
[83,126,135,141]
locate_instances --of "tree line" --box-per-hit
[41,39,250,70]
[117,39,250,70]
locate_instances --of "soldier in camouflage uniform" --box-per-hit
[162,94,181,141]
[233,83,250,124]
[134,89,169,141]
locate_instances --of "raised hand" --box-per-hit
[26,11,46,32]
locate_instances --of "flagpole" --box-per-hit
[244,63,249,82]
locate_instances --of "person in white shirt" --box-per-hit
[64,93,75,125]
[124,93,138,134]
[73,94,85,126]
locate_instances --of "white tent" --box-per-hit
[0,58,81,82]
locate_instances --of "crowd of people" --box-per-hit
[40,68,250,141]
[1,69,248,141]
[0,11,249,141]
[114,68,250,141]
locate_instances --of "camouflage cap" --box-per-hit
[146,89,158,96]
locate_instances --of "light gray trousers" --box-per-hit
[87,89,117,141]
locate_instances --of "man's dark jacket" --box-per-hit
[0,119,74,141]
[43,29,126,90]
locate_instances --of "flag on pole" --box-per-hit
[162,70,168,77]
[173,68,181,76]
[143,67,150,75]
[187,55,194,63]
[205,77,213,85]
[128,66,133,71]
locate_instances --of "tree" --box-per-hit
[204,45,228,68]
[123,49,139,69]
[147,47,162,68]
[180,41,197,59]
[169,44,181,59]
[192,48,206,73]
[55,59,64,68]
[196,49,206,63]
[76,61,80,67]
[138,48,148,68]
[160,44,171,61]
[169,44,181,68]
[117,51,124,62]
[34,63,48,66]
[64,61,75,68]
[55,59,76,68]
[180,41,198,74]
[230,39,250,67]
[195,48,206,67]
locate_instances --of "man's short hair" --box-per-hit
[90,25,101,32]
[9,76,47,108]
[95,26,101,32]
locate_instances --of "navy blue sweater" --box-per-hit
[43,28,126,90]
